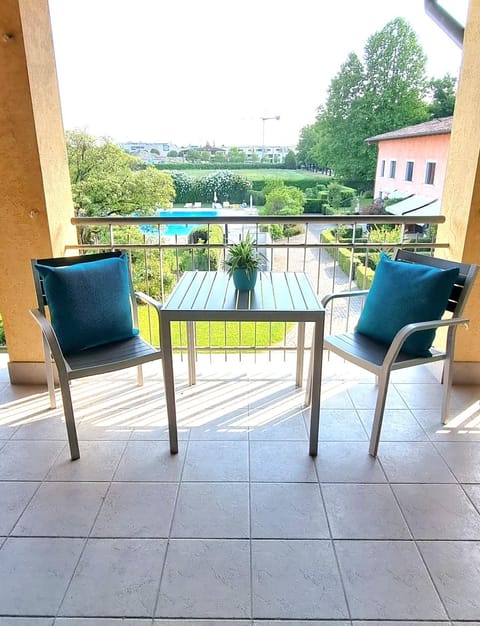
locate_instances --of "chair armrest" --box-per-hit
[135,291,163,316]
[384,316,469,368]
[29,308,68,373]
[322,290,369,307]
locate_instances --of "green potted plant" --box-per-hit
[224,232,267,291]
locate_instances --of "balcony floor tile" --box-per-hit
[0,353,479,620]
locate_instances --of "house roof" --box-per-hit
[366,116,453,144]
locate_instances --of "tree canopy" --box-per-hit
[66,131,175,217]
[298,17,444,182]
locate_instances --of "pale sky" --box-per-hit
[48,0,468,148]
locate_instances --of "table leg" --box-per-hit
[160,316,178,454]
[296,322,306,387]
[186,320,196,385]
[309,318,324,456]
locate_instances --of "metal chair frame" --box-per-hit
[306,250,478,457]
[30,250,177,460]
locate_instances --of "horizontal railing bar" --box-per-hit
[66,241,450,252]
[72,214,446,226]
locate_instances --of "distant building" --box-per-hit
[118,142,178,164]
[119,141,295,165]
[367,117,452,217]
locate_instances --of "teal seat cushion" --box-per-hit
[35,253,138,354]
[356,252,459,357]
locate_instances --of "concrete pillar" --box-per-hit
[436,0,480,383]
[0,0,77,383]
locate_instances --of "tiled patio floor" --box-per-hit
[0,351,480,625]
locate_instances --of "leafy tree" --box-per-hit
[227,147,245,163]
[261,185,305,216]
[150,148,160,155]
[213,151,226,163]
[283,150,297,169]
[200,151,212,162]
[66,131,175,218]
[167,150,178,157]
[304,18,430,181]
[187,149,201,162]
[297,123,324,169]
[428,74,456,118]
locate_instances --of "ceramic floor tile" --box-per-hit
[314,442,387,483]
[464,484,480,510]
[393,483,480,539]
[113,440,185,482]
[182,441,249,481]
[352,622,448,626]
[0,537,84,615]
[254,622,350,626]
[250,482,329,538]
[335,540,447,619]
[0,619,54,625]
[377,442,457,483]
[0,440,64,480]
[249,441,317,482]
[322,483,410,539]
[11,416,68,440]
[47,441,127,481]
[12,482,108,537]
[248,409,308,441]
[418,540,480,619]
[156,539,251,618]
[434,442,480,482]
[347,383,408,410]
[313,408,368,441]
[0,482,39,535]
[91,482,177,538]
[171,482,249,538]
[251,539,348,619]
[413,408,480,442]
[189,411,249,440]
[154,621,251,626]
[53,617,152,626]
[394,383,445,410]
[357,409,429,441]
[61,538,167,617]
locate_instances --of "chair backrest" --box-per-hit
[395,249,478,317]
[31,251,135,317]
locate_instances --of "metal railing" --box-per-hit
[71,213,447,360]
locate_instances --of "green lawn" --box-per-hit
[178,169,330,182]
[138,306,293,350]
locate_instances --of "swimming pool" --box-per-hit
[142,210,219,238]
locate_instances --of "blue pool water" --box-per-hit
[142,210,218,238]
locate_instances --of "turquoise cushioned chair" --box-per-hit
[30,251,177,461]
[306,250,478,457]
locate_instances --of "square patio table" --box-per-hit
[160,271,325,456]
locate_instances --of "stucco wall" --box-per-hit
[374,134,450,200]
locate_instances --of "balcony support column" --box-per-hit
[436,0,480,383]
[0,0,77,383]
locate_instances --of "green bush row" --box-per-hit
[156,163,288,171]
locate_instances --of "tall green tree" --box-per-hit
[304,18,430,181]
[66,131,175,217]
[427,73,456,118]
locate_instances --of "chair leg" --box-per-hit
[59,375,80,461]
[369,371,391,457]
[441,357,453,425]
[42,337,56,409]
[137,364,144,386]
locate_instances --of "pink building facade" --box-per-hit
[368,117,452,202]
